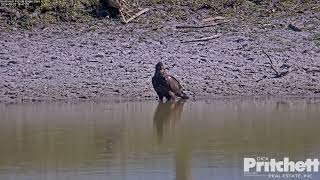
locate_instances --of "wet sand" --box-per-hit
[0,6,320,103]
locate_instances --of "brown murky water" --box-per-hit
[0,99,320,180]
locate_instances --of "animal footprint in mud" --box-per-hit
[152,62,189,101]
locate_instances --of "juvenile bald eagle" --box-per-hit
[152,62,189,101]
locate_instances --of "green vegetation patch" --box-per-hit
[0,0,319,28]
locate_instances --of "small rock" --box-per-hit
[1,57,10,60]
[234,38,244,43]
[287,24,302,32]
[95,54,104,58]
[7,61,18,65]
[280,64,290,69]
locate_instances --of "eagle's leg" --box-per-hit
[166,91,176,101]
[177,91,189,99]
[158,94,164,102]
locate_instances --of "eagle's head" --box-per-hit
[155,62,165,75]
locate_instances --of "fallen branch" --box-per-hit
[176,21,227,29]
[181,34,221,43]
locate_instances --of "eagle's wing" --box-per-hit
[165,75,183,93]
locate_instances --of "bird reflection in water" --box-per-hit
[153,99,192,180]
[153,99,186,143]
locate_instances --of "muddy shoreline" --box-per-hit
[0,6,320,103]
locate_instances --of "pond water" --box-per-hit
[0,99,320,180]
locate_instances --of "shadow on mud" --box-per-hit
[93,0,120,18]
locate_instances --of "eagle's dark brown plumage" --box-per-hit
[152,62,189,101]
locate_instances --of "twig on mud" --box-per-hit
[302,67,320,74]
[256,75,268,83]
[201,16,226,22]
[262,49,281,77]
[181,34,221,43]
[176,21,228,29]
[261,49,291,78]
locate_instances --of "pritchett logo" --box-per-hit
[244,157,319,179]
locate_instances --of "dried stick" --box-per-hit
[123,8,150,24]
[181,34,221,43]
[176,21,227,29]
[121,9,132,17]
[119,10,128,23]
[262,49,281,77]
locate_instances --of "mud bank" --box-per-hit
[0,6,320,103]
